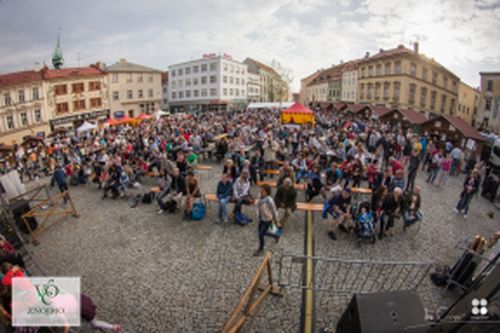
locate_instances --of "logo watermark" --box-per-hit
[12,277,80,327]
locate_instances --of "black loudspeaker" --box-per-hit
[337,290,428,333]
[8,199,38,235]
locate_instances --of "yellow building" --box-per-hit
[357,44,459,117]
[457,82,480,126]
[45,65,110,130]
[0,68,50,144]
[244,58,289,102]
[478,72,500,133]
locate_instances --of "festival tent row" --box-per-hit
[247,102,294,110]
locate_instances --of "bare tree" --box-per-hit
[270,59,294,86]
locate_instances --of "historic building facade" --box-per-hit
[477,72,500,133]
[457,82,480,126]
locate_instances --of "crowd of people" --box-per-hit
[0,106,495,257]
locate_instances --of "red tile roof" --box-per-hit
[334,102,348,111]
[372,105,392,117]
[398,109,428,124]
[347,103,370,114]
[42,66,104,80]
[0,70,43,87]
[245,58,279,76]
[423,115,483,141]
[359,45,413,64]
[308,60,360,87]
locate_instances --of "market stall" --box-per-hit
[280,102,315,126]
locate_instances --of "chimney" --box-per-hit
[34,62,41,72]
[365,52,370,58]
[119,58,126,63]
[413,42,419,54]
[397,44,404,49]
[379,48,384,53]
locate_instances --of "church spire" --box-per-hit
[52,28,64,69]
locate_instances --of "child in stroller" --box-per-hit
[354,201,376,245]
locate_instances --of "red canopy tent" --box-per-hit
[281,102,315,125]
[136,113,153,120]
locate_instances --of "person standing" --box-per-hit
[406,150,420,191]
[253,184,278,256]
[216,173,233,223]
[450,146,462,176]
[274,178,297,228]
[454,169,480,219]
[380,187,404,239]
[436,153,452,187]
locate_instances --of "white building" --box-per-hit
[341,65,358,103]
[247,72,261,103]
[168,54,248,112]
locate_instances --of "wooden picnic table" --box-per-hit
[256,181,307,191]
[194,165,213,171]
[263,169,280,175]
[351,187,372,195]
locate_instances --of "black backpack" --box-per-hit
[142,192,153,204]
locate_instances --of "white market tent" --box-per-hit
[247,102,294,110]
[154,109,171,119]
[76,121,97,133]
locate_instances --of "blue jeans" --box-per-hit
[296,170,309,183]
[427,168,438,183]
[456,192,473,215]
[218,197,230,220]
[403,210,422,226]
[258,220,272,251]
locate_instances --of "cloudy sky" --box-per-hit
[1,0,499,91]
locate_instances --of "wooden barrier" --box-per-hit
[263,169,279,175]
[296,202,323,212]
[256,181,307,191]
[194,165,213,171]
[221,251,281,333]
[21,191,79,246]
[351,187,372,195]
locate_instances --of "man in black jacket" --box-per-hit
[274,178,297,228]
[406,150,420,191]
[380,187,403,239]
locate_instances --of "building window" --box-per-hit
[375,82,381,99]
[32,87,39,100]
[229,88,233,96]
[487,80,493,92]
[127,73,133,83]
[410,63,417,76]
[485,97,492,110]
[138,90,144,98]
[209,76,216,84]
[408,83,416,104]
[89,81,101,91]
[443,76,448,90]
[137,74,143,82]
[193,90,199,97]
[171,92,177,99]
[210,63,216,71]
[420,87,427,107]
[241,89,245,96]
[20,112,28,126]
[210,88,216,96]
[18,90,25,103]
[235,78,240,85]
[73,99,86,111]
[172,81,176,89]
[186,79,191,87]
[393,81,400,100]
[432,71,438,84]
[186,90,191,98]
[179,91,184,99]
[6,115,14,129]
[229,76,234,84]
[193,65,199,73]
[422,67,428,81]
[201,76,207,84]
[34,109,41,123]
[385,63,391,75]
[112,73,119,83]
[72,83,85,93]
[230,65,234,73]
[449,98,455,115]
[148,74,153,82]
[201,89,207,97]
[201,64,208,72]
[112,91,119,101]
[178,68,183,76]
[367,83,373,99]
[359,84,365,99]
[368,66,373,77]
[223,76,227,83]
[223,88,227,96]
[394,61,401,74]
[235,89,239,97]
[383,82,390,99]
[3,93,11,106]
[430,91,437,110]
[54,84,67,95]
[185,67,191,75]
[223,63,228,71]
[127,90,133,99]
[171,70,176,77]
[56,102,69,114]
[90,97,102,109]
[148,89,153,98]
[440,94,447,113]
[376,64,382,76]
[193,78,198,85]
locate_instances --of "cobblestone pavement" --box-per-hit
[25,164,498,332]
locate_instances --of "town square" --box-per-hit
[0,1,499,332]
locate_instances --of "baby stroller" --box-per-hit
[353,201,376,246]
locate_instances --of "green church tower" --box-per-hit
[52,29,64,69]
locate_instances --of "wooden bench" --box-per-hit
[256,180,307,191]
[351,187,372,195]
[194,165,213,171]
[150,186,161,193]
[296,202,323,212]
[205,193,257,205]
[263,169,280,175]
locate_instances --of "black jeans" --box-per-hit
[379,212,395,239]
[258,220,272,251]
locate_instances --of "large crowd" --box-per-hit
[0,106,498,331]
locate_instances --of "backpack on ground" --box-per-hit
[142,192,153,204]
[191,201,206,221]
[235,211,251,225]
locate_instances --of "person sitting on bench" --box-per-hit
[216,173,233,223]
[232,170,252,217]
[277,161,296,187]
[403,186,422,230]
[158,168,186,214]
[326,188,352,240]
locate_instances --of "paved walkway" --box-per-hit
[25,166,498,332]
